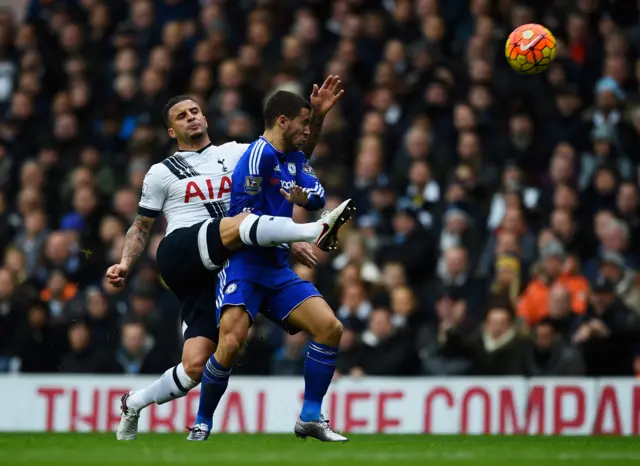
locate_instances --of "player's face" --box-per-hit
[167,100,208,144]
[283,107,311,151]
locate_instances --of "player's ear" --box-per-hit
[167,127,176,139]
[278,115,288,129]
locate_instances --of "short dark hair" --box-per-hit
[263,91,310,128]
[484,296,516,320]
[537,317,559,332]
[162,95,195,127]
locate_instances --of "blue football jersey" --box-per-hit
[227,136,326,269]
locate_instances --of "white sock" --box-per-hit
[239,214,322,247]
[127,364,199,411]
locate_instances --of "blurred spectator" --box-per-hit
[336,280,372,333]
[372,261,407,307]
[427,245,486,319]
[488,253,522,309]
[332,232,381,286]
[32,231,82,287]
[479,206,537,277]
[437,205,479,266]
[378,202,435,285]
[84,287,119,351]
[573,277,640,376]
[416,288,474,376]
[13,209,49,275]
[616,182,640,253]
[39,269,77,326]
[487,163,540,230]
[112,320,169,374]
[518,240,589,327]
[471,300,527,376]
[597,252,640,316]
[583,217,638,282]
[524,319,585,376]
[350,308,419,376]
[0,268,22,366]
[58,321,111,373]
[9,301,62,373]
[546,283,582,342]
[389,285,425,334]
[579,127,634,191]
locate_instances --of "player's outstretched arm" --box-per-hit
[106,214,155,287]
[300,75,344,158]
[293,157,326,211]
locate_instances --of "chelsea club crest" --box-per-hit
[288,162,297,175]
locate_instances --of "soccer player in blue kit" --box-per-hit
[192,90,353,442]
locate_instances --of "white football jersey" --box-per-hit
[138,141,249,235]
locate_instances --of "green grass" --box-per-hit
[0,434,639,465]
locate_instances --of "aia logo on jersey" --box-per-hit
[184,176,232,202]
[281,180,297,190]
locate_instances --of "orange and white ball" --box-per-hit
[505,23,557,75]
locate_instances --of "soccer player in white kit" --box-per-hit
[110,78,351,440]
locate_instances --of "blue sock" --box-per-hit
[195,355,232,429]
[300,341,338,422]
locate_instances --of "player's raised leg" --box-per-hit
[280,294,347,441]
[219,198,355,253]
[117,336,212,440]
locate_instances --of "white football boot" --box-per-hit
[315,199,356,251]
[186,423,211,441]
[294,415,348,442]
[116,392,140,440]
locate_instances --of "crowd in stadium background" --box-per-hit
[0,0,639,379]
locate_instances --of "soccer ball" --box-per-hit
[505,23,557,75]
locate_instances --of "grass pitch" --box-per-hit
[0,434,639,465]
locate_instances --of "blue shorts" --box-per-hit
[216,260,321,334]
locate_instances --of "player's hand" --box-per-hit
[291,242,318,268]
[281,186,309,205]
[310,75,344,116]
[106,263,129,288]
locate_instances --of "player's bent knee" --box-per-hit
[218,305,250,361]
[313,317,343,346]
[181,337,216,381]
[219,331,246,356]
[219,213,250,251]
[182,356,206,382]
[328,318,344,344]
[220,305,250,330]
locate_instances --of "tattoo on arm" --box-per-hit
[121,215,155,267]
[301,112,325,158]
